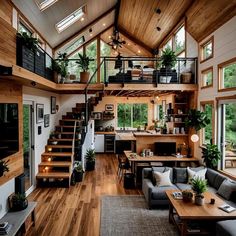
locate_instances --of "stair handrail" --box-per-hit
[72,120,77,169]
[84,58,105,125]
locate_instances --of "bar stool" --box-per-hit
[117,155,130,181]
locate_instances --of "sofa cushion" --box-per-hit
[173,167,187,183]
[152,167,173,184]
[175,183,192,191]
[206,168,218,187]
[216,220,236,236]
[214,173,227,190]
[187,167,207,183]
[153,170,172,187]
[142,168,153,179]
[151,185,179,200]
[217,179,236,200]
[207,186,217,194]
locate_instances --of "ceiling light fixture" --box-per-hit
[37,0,58,11]
[108,31,126,50]
[55,5,86,33]
[81,17,85,22]
[103,23,106,26]
[156,27,161,31]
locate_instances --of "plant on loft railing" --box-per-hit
[102,56,197,86]
[16,32,54,81]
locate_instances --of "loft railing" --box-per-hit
[103,57,198,86]
[16,35,54,82]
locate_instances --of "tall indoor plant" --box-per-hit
[85,148,96,171]
[202,144,221,169]
[76,53,90,83]
[54,52,69,83]
[16,32,38,52]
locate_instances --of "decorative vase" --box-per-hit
[195,195,204,206]
[80,72,90,83]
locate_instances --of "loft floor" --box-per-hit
[26,154,142,236]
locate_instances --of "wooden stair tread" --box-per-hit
[46,145,72,148]
[42,152,73,156]
[39,161,71,167]
[61,119,82,121]
[36,172,70,178]
[48,138,80,141]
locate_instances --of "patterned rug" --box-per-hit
[100,195,178,236]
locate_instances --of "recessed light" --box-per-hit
[127,43,130,46]
[81,17,84,22]
[103,23,106,26]
[156,8,161,14]
[90,33,93,36]
[138,50,141,53]
[108,35,111,39]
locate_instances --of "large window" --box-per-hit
[86,40,97,83]
[117,103,148,129]
[100,40,111,83]
[200,36,213,62]
[163,38,172,50]
[201,67,213,88]
[219,58,236,91]
[174,25,185,55]
[67,48,83,80]
[218,99,236,177]
[18,21,32,36]
[201,102,214,145]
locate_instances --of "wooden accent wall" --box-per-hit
[0,81,23,186]
[0,0,16,66]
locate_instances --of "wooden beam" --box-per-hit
[118,26,153,54]
[114,0,121,32]
[97,36,101,83]
[54,5,116,51]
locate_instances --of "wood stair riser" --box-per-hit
[41,156,72,162]
[38,166,71,174]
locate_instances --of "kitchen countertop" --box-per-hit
[133,131,188,137]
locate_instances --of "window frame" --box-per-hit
[201,66,213,89]
[200,36,214,63]
[18,20,33,36]
[200,101,215,147]
[218,57,236,92]
[173,24,186,56]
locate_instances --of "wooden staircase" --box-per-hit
[36,92,104,187]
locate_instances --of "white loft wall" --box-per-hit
[194,16,236,158]
[186,32,198,58]
[23,86,60,183]
[0,179,14,218]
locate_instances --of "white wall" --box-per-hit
[195,16,236,158]
[186,32,198,58]
[23,86,60,183]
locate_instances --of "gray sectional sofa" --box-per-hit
[142,166,236,236]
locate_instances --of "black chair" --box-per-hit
[117,155,131,181]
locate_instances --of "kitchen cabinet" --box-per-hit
[94,134,104,153]
[104,134,115,153]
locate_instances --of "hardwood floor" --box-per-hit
[26,154,142,236]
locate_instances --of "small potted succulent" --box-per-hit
[73,161,84,182]
[0,160,9,177]
[191,177,208,206]
[9,193,28,211]
[182,190,193,202]
[85,148,96,171]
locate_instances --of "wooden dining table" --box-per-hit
[124,150,200,174]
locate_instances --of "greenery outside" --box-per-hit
[23,105,29,154]
[223,63,236,89]
[225,103,236,147]
[203,104,213,145]
[86,40,97,83]
[202,70,213,86]
[203,42,212,59]
[117,103,148,128]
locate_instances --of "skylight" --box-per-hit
[55,6,86,33]
[36,0,58,11]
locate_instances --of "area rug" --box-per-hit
[100,195,178,236]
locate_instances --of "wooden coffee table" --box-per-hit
[166,190,236,236]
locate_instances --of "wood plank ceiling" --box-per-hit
[118,0,193,49]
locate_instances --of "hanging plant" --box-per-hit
[185,109,210,131]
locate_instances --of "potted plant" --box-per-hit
[73,161,84,182]
[16,32,38,52]
[55,52,69,83]
[76,53,90,83]
[52,59,62,83]
[9,193,28,211]
[0,160,9,177]
[191,177,208,206]
[85,148,96,171]
[160,48,177,71]
[202,144,221,169]
[185,109,210,132]
[182,190,193,202]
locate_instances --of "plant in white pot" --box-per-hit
[76,53,90,83]
[191,177,208,206]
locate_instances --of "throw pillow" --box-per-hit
[153,170,172,187]
[217,179,236,200]
[187,167,207,183]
